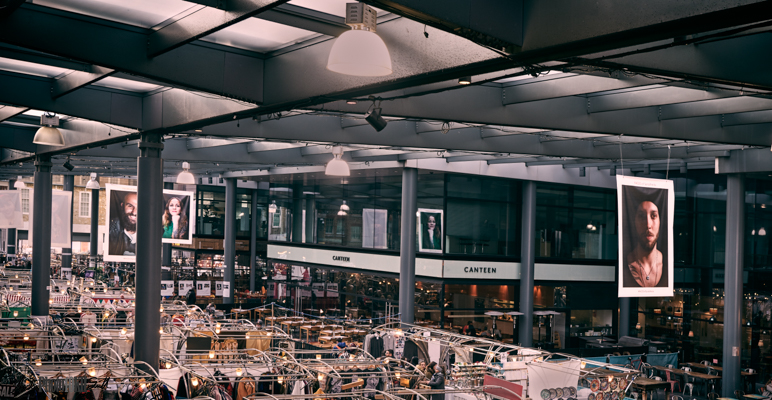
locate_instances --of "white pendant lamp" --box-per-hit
[268,200,278,213]
[325,146,350,176]
[327,3,391,77]
[338,200,349,216]
[176,162,195,184]
[85,173,100,190]
[33,114,65,146]
[13,176,25,189]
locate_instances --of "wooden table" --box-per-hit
[230,308,251,320]
[632,377,671,400]
[743,395,765,400]
[300,324,322,342]
[652,366,720,394]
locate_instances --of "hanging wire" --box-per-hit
[665,145,672,180]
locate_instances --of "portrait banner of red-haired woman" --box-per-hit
[161,189,195,244]
[418,208,443,253]
[617,176,674,298]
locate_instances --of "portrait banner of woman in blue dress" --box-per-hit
[418,208,443,253]
[617,176,674,298]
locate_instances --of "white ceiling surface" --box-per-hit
[0,57,72,78]
[202,18,319,53]
[32,0,196,29]
[92,77,163,93]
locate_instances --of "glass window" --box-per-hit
[21,188,29,213]
[196,186,253,237]
[444,284,517,310]
[79,191,90,218]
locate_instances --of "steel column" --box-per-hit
[519,180,536,347]
[31,155,52,320]
[89,186,99,269]
[7,178,16,256]
[291,181,302,243]
[61,175,73,279]
[134,133,163,373]
[723,173,744,397]
[250,189,258,293]
[223,178,236,304]
[619,297,630,338]
[399,167,417,325]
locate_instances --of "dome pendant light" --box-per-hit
[325,146,350,176]
[177,162,195,184]
[338,200,349,216]
[85,173,101,190]
[33,114,65,146]
[327,3,392,77]
[268,200,278,213]
[13,176,25,189]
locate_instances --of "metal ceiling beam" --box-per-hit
[0,0,24,20]
[52,67,115,99]
[502,73,664,105]
[0,105,28,122]
[312,85,772,146]
[187,138,253,149]
[148,0,290,57]
[587,85,738,114]
[256,3,348,37]
[660,96,772,120]
[0,4,266,104]
[0,70,143,128]
[716,148,772,174]
[586,32,772,92]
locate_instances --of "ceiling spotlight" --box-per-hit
[63,160,74,171]
[33,114,65,146]
[325,146,350,176]
[14,176,25,189]
[346,100,357,105]
[458,76,472,85]
[86,173,100,190]
[327,3,391,76]
[177,162,195,185]
[365,106,387,132]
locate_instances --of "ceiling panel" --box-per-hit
[0,57,72,78]
[201,18,319,53]
[35,0,197,29]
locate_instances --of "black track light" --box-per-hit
[63,160,74,171]
[365,107,387,132]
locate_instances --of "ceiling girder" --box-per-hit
[0,105,28,122]
[503,73,665,105]
[52,67,115,99]
[148,0,290,57]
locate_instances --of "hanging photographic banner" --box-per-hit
[0,191,23,229]
[51,190,73,248]
[617,176,674,297]
[161,281,175,296]
[417,208,443,253]
[104,184,195,262]
[197,281,211,297]
[178,280,194,296]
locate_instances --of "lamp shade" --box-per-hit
[325,158,350,176]
[177,161,195,184]
[85,173,100,190]
[33,126,65,146]
[327,29,392,77]
[13,176,25,189]
[268,200,277,213]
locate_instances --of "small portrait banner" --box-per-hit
[417,208,443,253]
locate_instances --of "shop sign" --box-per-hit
[443,260,519,280]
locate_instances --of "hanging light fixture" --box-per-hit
[87,367,96,377]
[33,113,65,146]
[13,176,25,189]
[327,3,391,77]
[177,162,195,184]
[236,368,243,377]
[34,359,42,367]
[338,200,349,216]
[80,356,88,365]
[268,200,278,213]
[458,76,472,85]
[191,377,199,387]
[325,146,350,176]
[86,173,100,190]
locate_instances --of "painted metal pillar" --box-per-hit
[61,175,74,279]
[399,167,417,325]
[162,182,174,270]
[249,189,258,293]
[135,133,163,373]
[619,297,630,338]
[723,173,744,397]
[223,178,236,304]
[90,185,99,269]
[31,155,52,321]
[292,181,303,243]
[7,178,17,256]
[519,180,536,347]
[305,194,315,243]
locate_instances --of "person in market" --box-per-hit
[426,364,446,400]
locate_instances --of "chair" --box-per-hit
[706,392,718,400]
[701,360,711,366]
[735,390,746,399]
[671,395,684,400]
[666,370,682,393]
[707,368,719,393]
[667,364,676,369]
